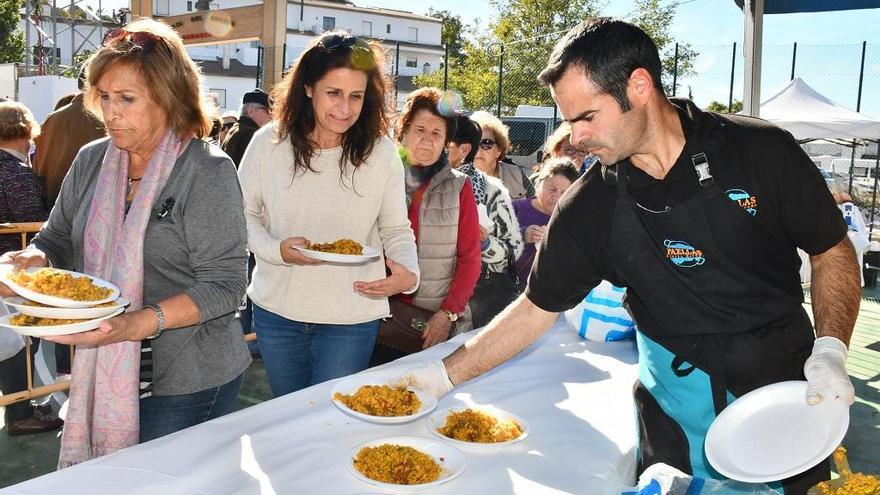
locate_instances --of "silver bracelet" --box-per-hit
[144,304,165,340]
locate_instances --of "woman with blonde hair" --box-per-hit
[0,18,250,464]
[240,32,418,396]
[470,110,535,200]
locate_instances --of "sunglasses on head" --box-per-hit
[319,34,371,54]
[479,138,496,150]
[102,28,162,51]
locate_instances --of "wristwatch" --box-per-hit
[144,304,166,340]
[441,309,459,323]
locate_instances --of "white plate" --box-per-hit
[331,376,437,424]
[705,380,850,483]
[292,245,380,264]
[0,307,126,337]
[0,266,121,309]
[3,295,130,319]
[427,406,530,450]
[349,436,465,492]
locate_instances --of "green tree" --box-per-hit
[426,8,465,62]
[631,0,698,97]
[0,0,26,64]
[416,0,699,115]
[705,100,743,113]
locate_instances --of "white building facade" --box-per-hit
[19,0,443,113]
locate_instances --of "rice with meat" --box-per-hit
[333,385,421,417]
[8,268,111,301]
[353,444,442,485]
[10,314,83,326]
[438,408,523,443]
[307,238,363,255]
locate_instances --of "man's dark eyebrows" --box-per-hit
[566,110,596,124]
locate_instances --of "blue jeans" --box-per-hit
[252,304,380,397]
[139,373,243,443]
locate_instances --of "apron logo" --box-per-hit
[726,188,758,216]
[664,240,705,267]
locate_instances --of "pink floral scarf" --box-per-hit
[58,130,186,468]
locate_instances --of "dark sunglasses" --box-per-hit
[221,122,235,130]
[479,138,497,150]
[102,28,162,51]
[319,34,371,54]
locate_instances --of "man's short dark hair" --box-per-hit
[538,18,664,112]
[452,115,482,164]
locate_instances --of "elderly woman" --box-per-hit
[393,87,481,348]
[470,111,535,200]
[239,32,418,397]
[0,102,48,253]
[544,122,584,164]
[0,19,250,464]
[446,114,523,328]
[513,157,580,282]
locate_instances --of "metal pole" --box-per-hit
[743,0,764,116]
[299,0,304,22]
[52,0,57,73]
[790,42,797,80]
[496,44,504,118]
[25,0,30,75]
[98,0,103,59]
[256,45,262,88]
[70,0,75,74]
[394,41,400,107]
[672,42,679,96]
[729,42,737,112]
[443,43,448,91]
[849,140,857,196]
[848,42,868,196]
[856,41,867,112]
[870,142,879,239]
[282,43,287,74]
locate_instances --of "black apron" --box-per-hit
[607,153,829,494]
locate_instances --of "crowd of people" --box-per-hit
[0,15,867,493]
[0,18,580,458]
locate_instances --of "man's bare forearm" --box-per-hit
[443,295,559,385]
[810,236,860,347]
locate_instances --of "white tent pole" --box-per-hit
[743,0,764,117]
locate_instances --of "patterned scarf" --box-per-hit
[457,163,487,205]
[402,147,449,207]
[58,129,186,468]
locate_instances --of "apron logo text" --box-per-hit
[663,240,706,268]
[725,188,758,216]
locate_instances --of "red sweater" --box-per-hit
[401,178,481,315]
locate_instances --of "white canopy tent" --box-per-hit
[756,77,880,141]
[736,0,880,117]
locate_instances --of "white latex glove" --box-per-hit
[804,336,855,406]
[396,360,454,400]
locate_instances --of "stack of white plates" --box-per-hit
[0,266,128,337]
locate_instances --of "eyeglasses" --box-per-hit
[479,139,496,150]
[221,122,234,130]
[102,28,162,52]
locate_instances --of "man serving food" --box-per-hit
[400,18,860,494]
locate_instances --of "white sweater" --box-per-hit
[239,124,419,324]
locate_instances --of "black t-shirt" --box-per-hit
[526,98,847,313]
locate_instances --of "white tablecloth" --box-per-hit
[3,318,640,495]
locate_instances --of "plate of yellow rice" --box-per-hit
[349,436,465,491]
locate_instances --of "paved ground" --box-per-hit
[1,290,878,489]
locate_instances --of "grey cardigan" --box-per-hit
[33,137,251,396]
